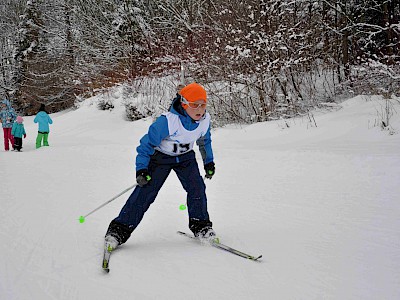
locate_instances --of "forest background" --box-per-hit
[0,0,399,125]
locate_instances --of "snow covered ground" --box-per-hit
[1,93,399,300]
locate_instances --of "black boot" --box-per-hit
[189,218,216,240]
[105,220,134,245]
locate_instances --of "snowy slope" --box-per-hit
[1,93,399,300]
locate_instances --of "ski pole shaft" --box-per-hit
[82,183,137,218]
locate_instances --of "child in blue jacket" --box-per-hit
[11,116,26,151]
[105,82,216,250]
[34,104,53,148]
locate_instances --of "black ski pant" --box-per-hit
[13,137,23,151]
[107,150,211,244]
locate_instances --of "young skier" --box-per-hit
[34,104,53,148]
[104,82,216,250]
[11,116,26,151]
[0,99,16,151]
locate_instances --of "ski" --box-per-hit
[177,231,262,261]
[102,244,113,273]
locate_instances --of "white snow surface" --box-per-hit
[1,94,400,300]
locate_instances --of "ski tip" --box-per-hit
[253,255,262,261]
[103,268,110,273]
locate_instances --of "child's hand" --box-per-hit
[24,134,26,138]
[204,162,215,179]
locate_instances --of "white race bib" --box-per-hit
[155,112,210,156]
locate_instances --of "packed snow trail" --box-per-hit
[1,94,399,300]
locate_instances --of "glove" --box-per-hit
[204,162,215,179]
[136,169,151,187]
[23,134,26,138]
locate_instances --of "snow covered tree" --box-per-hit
[13,0,44,112]
[10,0,79,113]
[0,0,23,100]
[0,0,398,118]
[349,0,400,97]
[192,0,332,123]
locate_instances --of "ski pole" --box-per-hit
[78,183,137,223]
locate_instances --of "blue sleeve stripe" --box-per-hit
[135,116,169,170]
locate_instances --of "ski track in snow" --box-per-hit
[1,94,399,300]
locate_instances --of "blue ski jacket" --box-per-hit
[136,95,214,171]
[34,111,53,132]
[0,99,16,128]
[11,122,26,138]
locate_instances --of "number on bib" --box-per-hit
[173,143,190,154]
